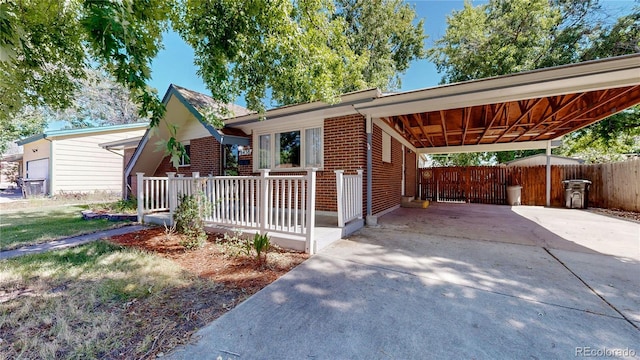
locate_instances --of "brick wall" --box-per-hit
[153,136,222,177]
[238,137,253,176]
[318,114,367,212]
[371,124,403,215]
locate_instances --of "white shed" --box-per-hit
[505,154,585,167]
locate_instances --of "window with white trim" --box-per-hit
[178,144,191,167]
[256,126,323,170]
[382,131,391,163]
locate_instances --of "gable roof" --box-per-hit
[17,122,149,146]
[165,84,252,142]
[504,154,585,165]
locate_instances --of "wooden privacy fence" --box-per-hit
[418,166,509,204]
[419,159,640,211]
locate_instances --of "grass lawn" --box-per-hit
[0,241,224,359]
[0,205,128,251]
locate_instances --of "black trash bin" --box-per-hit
[562,179,591,209]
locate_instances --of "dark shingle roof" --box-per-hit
[171,84,253,118]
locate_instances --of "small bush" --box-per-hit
[173,194,207,250]
[253,232,270,264]
[220,231,270,264]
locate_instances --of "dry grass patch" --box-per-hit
[1,228,308,359]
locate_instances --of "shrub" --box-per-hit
[173,194,207,250]
[253,232,270,264]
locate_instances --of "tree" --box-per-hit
[428,0,639,165]
[51,67,145,129]
[334,0,426,91]
[1,0,172,151]
[173,0,426,113]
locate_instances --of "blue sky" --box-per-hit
[148,0,635,106]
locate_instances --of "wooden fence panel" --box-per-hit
[419,159,639,211]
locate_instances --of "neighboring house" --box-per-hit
[16,123,148,196]
[505,154,585,166]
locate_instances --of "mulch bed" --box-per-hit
[107,227,308,358]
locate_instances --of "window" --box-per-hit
[256,127,322,170]
[258,134,271,169]
[382,131,391,163]
[305,127,322,168]
[276,131,300,168]
[179,144,191,167]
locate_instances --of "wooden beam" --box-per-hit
[439,110,449,147]
[398,114,428,148]
[512,92,587,142]
[494,97,545,143]
[462,106,472,145]
[476,102,507,144]
[416,113,436,147]
[531,85,639,141]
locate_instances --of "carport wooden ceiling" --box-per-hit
[381,84,640,149]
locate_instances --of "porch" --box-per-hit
[137,169,364,254]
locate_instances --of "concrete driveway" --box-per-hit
[169,204,640,359]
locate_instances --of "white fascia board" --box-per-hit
[235,106,358,134]
[373,118,417,153]
[356,57,640,117]
[418,139,562,154]
[225,88,379,126]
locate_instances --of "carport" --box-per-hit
[355,54,640,207]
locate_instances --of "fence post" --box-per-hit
[305,168,317,254]
[357,169,364,219]
[136,173,144,223]
[335,170,345,227]
[167,172,176,218]
[260,169,270,235]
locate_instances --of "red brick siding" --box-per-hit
[238,137,253,176]
[371,124,403,215]
[318,114,367,212]
[405,150,417,198]
[153,136,222,177]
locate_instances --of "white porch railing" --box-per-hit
[335,170,363,227]
[137,169,317,254]
[136,176,169,214]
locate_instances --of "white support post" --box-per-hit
[546,141,551,207]
[136,173,144,223]
[357,169,364,219]
[260,169,270,235]
[305,168,317,254]
[335,170,345,227]
[167,172,176,217]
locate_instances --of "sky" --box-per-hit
[148,0,636,108]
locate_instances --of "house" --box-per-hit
[129,54,640,253]
[505,154,585,167]
[15,123,148,196]
[0,143,23,189]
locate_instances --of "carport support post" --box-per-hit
[365,114,373,225]
[546,141,551,207]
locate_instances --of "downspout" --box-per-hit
[366,114,373,225]
[546,140,551,207]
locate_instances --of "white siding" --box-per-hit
[52,129,146,194]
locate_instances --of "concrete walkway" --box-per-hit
[168,204,639,359]
[0,224,148,260]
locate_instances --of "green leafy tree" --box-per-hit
[0,0,171,151]
[334,0,426,91]
[428,0,639,165]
